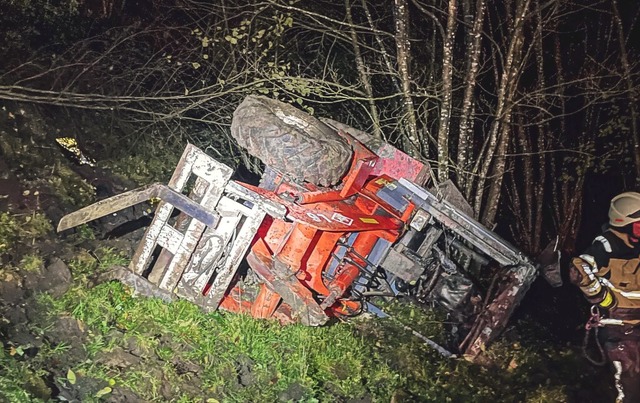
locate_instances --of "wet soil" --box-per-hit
[0,101,170,401]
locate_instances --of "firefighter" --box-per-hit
[570,192,640,402]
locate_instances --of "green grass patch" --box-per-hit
[0,335,75,403]
[43,271,597,402]
[0,211,52,254]
[19,253,44,272]
[22,246,607,402]
[103,148,180,185]
[44,278,404,401]
[0,350,47,403]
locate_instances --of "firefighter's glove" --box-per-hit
[572,256,617,310]
[570,255,597,286]
[568,265,583,285]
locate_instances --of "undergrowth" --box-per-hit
[0,211,52,254]
[0,215,609,402]
[28,247,603,402]
[102,146,181,185]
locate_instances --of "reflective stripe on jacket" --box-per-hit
[571,229,640,317]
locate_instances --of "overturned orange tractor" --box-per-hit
[58,96,542,360]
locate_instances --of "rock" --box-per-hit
[23,269,43,292]
[160,379,173,400]
[125,335,151,358]
[23,257,71,298]
[5,323,42,352]
[235,354,256,387]
[172,357,202,375]
[56,375,108,403]
[106,387,145,403]
[0,271,25,304]
[24,297,47,323]
[95,346,141,368]
[105,328,125,342]
[24,373,53,401]
[40,257,72,297]
[45,315,88,365]
[174,379,203,398]
[278,382,308,402]
[4,305,28,324]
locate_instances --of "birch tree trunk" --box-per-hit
[531,0,547,254]
[394,0,420,157]
[345,0,383,139]
[476,0,531,226]
[509,115,533,253]
[409,0,444,155]
[361,0,401,95]
[437,0,458,182]
[611,0,640,186]
[457,0,486,192]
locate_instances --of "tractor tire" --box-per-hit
[231,95,352,187]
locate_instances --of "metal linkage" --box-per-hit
[130,144,235,291]
[57,144,286,313]
[398,178,531,267]
[178,185,285,310]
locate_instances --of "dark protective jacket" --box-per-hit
[571,228,640,402]
[571,228,640,320]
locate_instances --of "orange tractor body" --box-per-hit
[57,96,544,359]
[218,135,425,324]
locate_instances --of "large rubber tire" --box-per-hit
[231,95,352,187]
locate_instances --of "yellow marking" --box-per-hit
[56,137,78,148]
[375,178,390,185]
[599,291,614,309]
[359,217,379,224]
[56,137,95,166]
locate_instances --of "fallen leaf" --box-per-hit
[67,368,76,385]
[95,386,112,398]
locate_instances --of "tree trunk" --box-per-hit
[457,0,486,192]
[477,0,530,226]
[345,0,383,139]
[611,0,640,186]
[437,0,458,182]
[531,0,547,254]
[361,0,401,95]
[394,0,420,157]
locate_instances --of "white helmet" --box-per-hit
[609,192,640,227]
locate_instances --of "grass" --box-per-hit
[38,270,404,401]
[0,211,52,254]
[19,254,44,272]
[103,148,180,185]
[0,218,610,402]
[0,332,74,403]
[0,351,46,403]
[37,265,597,402]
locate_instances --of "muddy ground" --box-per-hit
[0,102,198,401]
